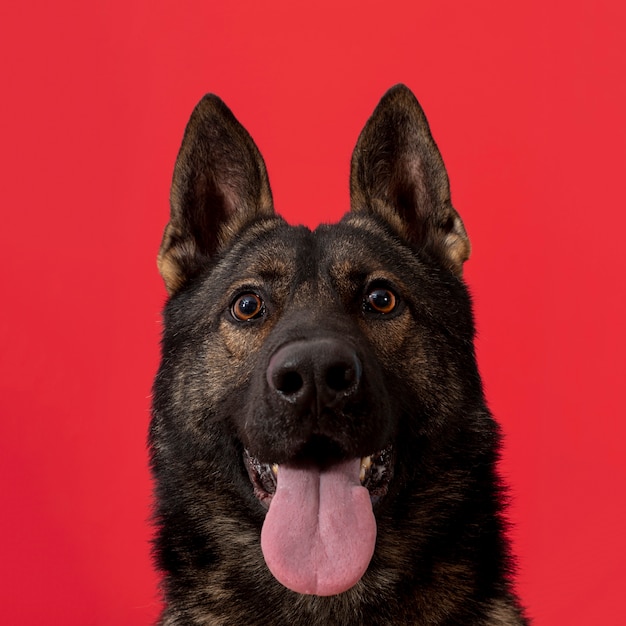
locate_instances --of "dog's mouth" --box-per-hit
[244,444,394,508]
[243,441,394,597]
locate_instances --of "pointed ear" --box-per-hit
[158,95,275,295]
[350,84,470,276]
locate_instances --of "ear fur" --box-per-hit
[158,95,275,295]
[350,84,470,275]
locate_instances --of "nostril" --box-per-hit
[325,364,355,392]
[275,370,304,395]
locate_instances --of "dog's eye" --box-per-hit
[364,288,397,315]
[231,293,265,321]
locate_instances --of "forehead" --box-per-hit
[313,218,422,291]
[213,216,418,292]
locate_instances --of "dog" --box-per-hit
[150,84,528,625]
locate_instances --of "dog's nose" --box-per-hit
[267,339,362,411]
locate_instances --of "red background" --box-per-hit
[1,1,624,623]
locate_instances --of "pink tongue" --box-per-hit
[260,458,376,596]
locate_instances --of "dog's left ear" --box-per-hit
[350,84,470,275]
[158,95,275,295]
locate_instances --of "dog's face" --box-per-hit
[152,86,486,600]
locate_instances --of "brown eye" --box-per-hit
[232,293,264,321]
[364,288,397,315]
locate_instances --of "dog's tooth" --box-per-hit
[271,464,279,477]
[360,456,372,483]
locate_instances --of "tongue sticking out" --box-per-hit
[260,457,377,596]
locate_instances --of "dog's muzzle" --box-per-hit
[241,336,394,597]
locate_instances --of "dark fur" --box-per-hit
[151,85,528,625]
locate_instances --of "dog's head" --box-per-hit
[153,85,484,598]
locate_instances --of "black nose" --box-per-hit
[267,339,362,411]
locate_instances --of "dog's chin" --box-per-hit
[243,443,394,509]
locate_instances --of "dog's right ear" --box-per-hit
[158,95,275,295]
[350,85,470,276]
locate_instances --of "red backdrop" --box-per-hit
[1,1,625,623]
